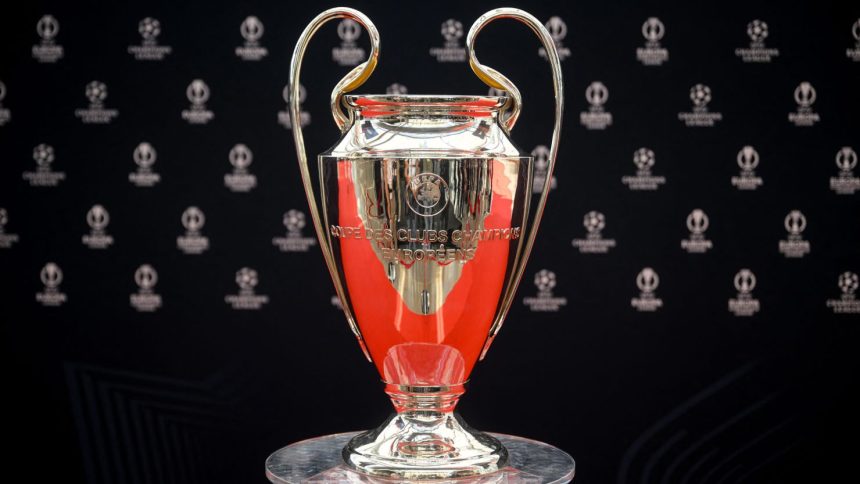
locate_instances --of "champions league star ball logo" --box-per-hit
[283,210,306,233]
[139,17,161,40]
[236,267,258,291]
[77,81,118,123]
[85,81,107,106]
[534,269,556,293]
[386,83,408,95]
[440,19,464,43]
[33,143,54,167]
[633,148,655,171]
[828,271,860,314]
[747,20,768,42]
[227,267,269,310]
[839,272,859,295]
[690,84,711,108]
[737,19,779,62]
[525,269,567,311]
[583,211,605,234]
[642,17,664,42]
[25,143,65,187]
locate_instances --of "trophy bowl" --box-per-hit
[269,7,568,481]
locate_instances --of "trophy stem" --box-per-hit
[343,384,508,479]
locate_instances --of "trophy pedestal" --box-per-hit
[266,431,575,483]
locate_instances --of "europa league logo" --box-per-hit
[187,79,210,105]
[182,206,205,232]
[134,142,156,168]
[338,19,361,43]
[642,17,664,42]
[545,16,567,43]
[241,16,264,42]
[784,210,807,235]
[229,144,253,169]
[686,209,709,235]
[41,262,63,288]
[135,264,158,290]
[794,82,816,107]
[637,267,660,293]
[37,15,59,40]
[836,147,857,171]
[585,81,608,107]
[734,269,757,294]
[737,146,760,170]
[87,205,110,231]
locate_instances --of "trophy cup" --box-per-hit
[267,7,570,482]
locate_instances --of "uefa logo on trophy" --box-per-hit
[266,7,572,483]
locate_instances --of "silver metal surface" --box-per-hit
[266,431,575,484]
[287,6,565,480]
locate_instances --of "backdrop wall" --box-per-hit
[1,1,859,483]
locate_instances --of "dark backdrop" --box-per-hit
[1,1,859,483]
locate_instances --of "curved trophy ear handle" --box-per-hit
[289,8,380,362]
[467,9,565,360]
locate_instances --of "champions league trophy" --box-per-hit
[266,7,571,483]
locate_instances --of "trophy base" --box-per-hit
[266,430,574,483]
[344,412,507,479]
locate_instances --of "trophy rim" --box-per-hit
[345,94,508,109]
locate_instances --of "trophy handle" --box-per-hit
[466,9,564,360]
[289,8,381,362]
